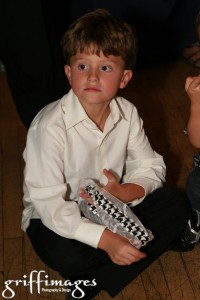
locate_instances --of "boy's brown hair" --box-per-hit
[61,9,137,70]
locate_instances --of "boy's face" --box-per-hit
[64,49,132,107]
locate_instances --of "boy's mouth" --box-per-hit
[84,87,101,92]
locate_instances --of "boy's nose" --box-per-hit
[88,70,99,82]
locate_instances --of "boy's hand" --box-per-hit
[98,229,146,265]
[103,169,145,203]
[79,187,93,204]
[102,168,123,199]
[79,168,145,204]
[79,169,123,202]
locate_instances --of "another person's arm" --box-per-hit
[185,75,200,149]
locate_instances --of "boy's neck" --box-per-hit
[85,104,110,132]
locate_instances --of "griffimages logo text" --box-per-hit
[2,270,97,299]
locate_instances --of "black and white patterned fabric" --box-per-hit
[79,179,154,248]
[193,152,200,169]
[184,127,200,169]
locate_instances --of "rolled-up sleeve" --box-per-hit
[122,106,166,205]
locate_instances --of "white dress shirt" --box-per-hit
[22,89,166,248]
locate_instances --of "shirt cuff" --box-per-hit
[74,218,106,248]
[125,178,163,207]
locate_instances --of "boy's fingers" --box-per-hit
[79,188,93,203]
[128,248,146,259]
[103,168,117,182]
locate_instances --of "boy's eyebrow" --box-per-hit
[75,57,117,62]
[73,59,119,67]
[73,54,120,62]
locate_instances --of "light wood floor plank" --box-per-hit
[0,129,3,273]
[141,259,172,300]
[181,244,200,300]
[1,119,24,239]
[122,275,148,300]
[160,251,196,300]
[3,238,27,299]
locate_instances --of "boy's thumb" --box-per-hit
[103,169,115,182]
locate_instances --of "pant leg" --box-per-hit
[27,187,190,297]
[0,0,67,128]
[186,167,200,211]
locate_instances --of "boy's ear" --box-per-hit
[120,70,133,89]
[64,65,72,85]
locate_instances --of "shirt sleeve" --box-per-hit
[23,124,106,248]
[122,106,166,205]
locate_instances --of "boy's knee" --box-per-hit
[186,168,200,188]
[186,168,200,210]
[155,187,188,209]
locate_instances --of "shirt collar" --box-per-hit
[110,96,126,123]
[61,89,126,130]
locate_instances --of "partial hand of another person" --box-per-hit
[185,75,200,148]
[185,75,200,104]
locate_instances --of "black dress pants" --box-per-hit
[0,0,68,128]
[27,187,190,297]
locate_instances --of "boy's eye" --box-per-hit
[78,64,88,70]
[101,65,112,72]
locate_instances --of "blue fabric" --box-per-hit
[186,166,200,212]
[68,0,200,65]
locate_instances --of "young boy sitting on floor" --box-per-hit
[22,9,199,299]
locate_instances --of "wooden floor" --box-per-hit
[0,57,200,300]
